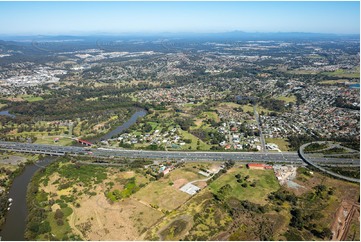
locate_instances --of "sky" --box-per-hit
[0,1,359,35]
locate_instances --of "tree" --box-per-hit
[54,209,64,220]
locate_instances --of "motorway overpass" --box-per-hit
[299,142,360,183]
[0,141,359,166]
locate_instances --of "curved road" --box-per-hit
[299,142,360,183]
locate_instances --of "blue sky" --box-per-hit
[0,1,359,35]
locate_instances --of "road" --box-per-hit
[0,141,359,166]
[253,105,267,153]
[299,142,360,183]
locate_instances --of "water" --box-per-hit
[0,108,148,240]
[0,157,56,241]
[0,110,16,118]
[89,108,147,142]
[349,83,360,89]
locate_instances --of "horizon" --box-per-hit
[0,1,359,35]
[0,30,360,38]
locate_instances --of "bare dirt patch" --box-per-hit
[331,201,360,241]
[193,181,207,189]
[173,179,188,189]
[71,194,163,240]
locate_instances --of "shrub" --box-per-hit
[54,209,64,220]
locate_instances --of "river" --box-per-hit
[0,110,16,118]
[0,157,56,241]
[89,108,147,142]
[0,108,147,240]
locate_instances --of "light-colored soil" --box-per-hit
[71,194,163,240]
[193,181,207,189]
[133,179,190,211]
[173,179,188,189]
[331,201,360,241]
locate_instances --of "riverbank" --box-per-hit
[0,107,148,240]
[0,153,41,228]
[0,156,56,240]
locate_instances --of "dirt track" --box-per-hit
[331,200,360,240]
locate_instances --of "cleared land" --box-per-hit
[209,166,280,205]
[321,67,360,78]
[319,79,349,85]
[266,138,290,151]
[276,95,296,103]
[133,163,205,211]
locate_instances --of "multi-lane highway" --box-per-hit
[299,142,360,183]
[0,141,359,166]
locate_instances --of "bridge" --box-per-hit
[299,142,360,183]
[0,141,359,167]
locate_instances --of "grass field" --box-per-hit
[47,206,73,239]
[133,179,190,211]
[0,103,6,109]
[219,102,242,108]
[265,138,290,151]
[203,111,220,122]
[35,136,73,146]
[319,79,349,85]
[276,95,296,103]
[209,167,280,205]
[179,130,212,150]
[20,95,44,102]
[321,67,360,78]
[240,104,254,113]
[286,69,319,75]
[133,164,206,211]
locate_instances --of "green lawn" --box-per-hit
[21,95,44,102]
[240,105,254,113]
[209,167,280,205]
[35,136,73,146]
[219,102,242,108]
[265,138,290,151]
[321,67,360,78]
[47,206,73,240]
[179,130,211,150]
[319,79,349,85]
[203,111,220,122]
[276,95,296,103]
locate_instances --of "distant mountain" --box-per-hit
[0,31,359,42]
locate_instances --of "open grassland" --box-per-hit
[27,159,167,240]
[22,95,44,102]
[276,95,296,103]
[133,163,205,211]
[239,104,254,112]
[15,94,44,102]
[179,129,212,150]
[265,138,290,151]
[286,69,319,75]
[34,136,73,146]
[319,79,349,85]
[26,158,360,241]
[203,111,220,122]
[218,102,242,108]
[133,179,190,211]
[209,167,280,205]
[321,67,360,78]
[145,189,233,241]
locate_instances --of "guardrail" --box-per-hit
[299,142,360,183]
[0,147,65,156]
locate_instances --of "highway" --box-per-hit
[0,141,359,166]
[299,142,360,183]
